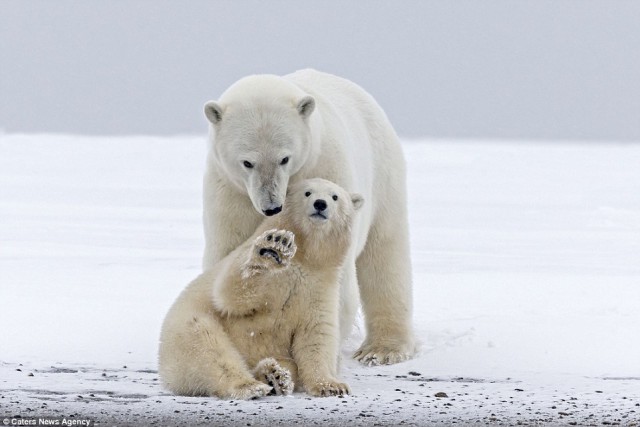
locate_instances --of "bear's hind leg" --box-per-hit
[354,217,416,365]
[160,313,271,399]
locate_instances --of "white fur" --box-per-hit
[159,179,359,398]
[202,69,416,365]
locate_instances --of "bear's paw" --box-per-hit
[224,380,273,400]
[255,229,297,266]
[307,379,350,397]
[252,358,294,396]
[353,343,414,366]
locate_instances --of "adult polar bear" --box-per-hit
[202,69,415,365]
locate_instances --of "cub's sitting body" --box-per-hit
[159,178,363,399]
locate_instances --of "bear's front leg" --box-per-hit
[292,316,350,397]
[213,229,297,316]
[242,229,297,278]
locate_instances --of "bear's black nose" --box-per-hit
[313,199,327,211]
[263,206,282,216]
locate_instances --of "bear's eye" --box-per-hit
[305,191,311,197]
[280,157,289,165]
[243,161,254,169]
[332,195,338,201]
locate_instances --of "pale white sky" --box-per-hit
[1,1,639,140]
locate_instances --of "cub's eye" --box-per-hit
[243,161,254,169]
[305,191,311,197]
[332,195,338,201]
[280,157,289,165]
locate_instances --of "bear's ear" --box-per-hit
[351,193,364,211]
[204,101,224,125]
[296,96,315,120]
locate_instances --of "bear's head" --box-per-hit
[204,75,317,217]
[283,178,364,239]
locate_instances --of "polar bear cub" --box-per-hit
[159,178,363,399]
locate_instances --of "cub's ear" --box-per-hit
[204,101,224,125]
[296,96,315,120]
[351,193,364,211]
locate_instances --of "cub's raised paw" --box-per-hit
[307,379,350,397]
[252,358,294,396]
[255,229,297,266]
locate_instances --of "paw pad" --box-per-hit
[253,358,294,396]
[255,229,297,265]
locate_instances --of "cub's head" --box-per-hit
[204,75,317,217]
[284,178,364,236]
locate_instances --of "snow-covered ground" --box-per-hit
[1,134,639,426]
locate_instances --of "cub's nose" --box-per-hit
[313,199,327,211]
[263,206,282,216]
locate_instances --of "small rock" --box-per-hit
[408,371,421,376]
[434,392,448,398]
[28,373,34,377]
